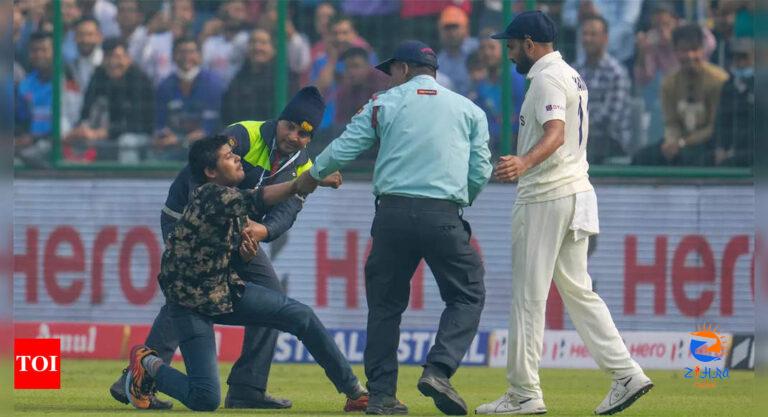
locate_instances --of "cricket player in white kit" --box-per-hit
[475,11,653,416]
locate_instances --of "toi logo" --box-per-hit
[14,338,61,389]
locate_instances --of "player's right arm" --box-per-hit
[495,74,566,182]
[309,97,379,181]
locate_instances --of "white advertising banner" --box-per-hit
[14,180,755,337]
[487,329,733,370]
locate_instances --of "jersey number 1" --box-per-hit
[577,96,584,147]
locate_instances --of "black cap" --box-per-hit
[375,40,439,75]
[278,86,326,135]
[490,10,558,43]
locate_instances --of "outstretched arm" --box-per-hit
[260,180,303,206]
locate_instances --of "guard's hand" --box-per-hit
[294,171,320,195]
[242,219,269,242]
[238,234,259,262]
[319,171,343,189]
[494,155,529,182]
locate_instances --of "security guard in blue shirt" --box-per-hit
[296,41,493,415]
[109,87,341,410]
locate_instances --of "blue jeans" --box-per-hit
[145,249,284,395]
[154,283,359,411]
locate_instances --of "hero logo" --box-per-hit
[14,338,61,389]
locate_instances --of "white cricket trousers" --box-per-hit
[506,192,642,399]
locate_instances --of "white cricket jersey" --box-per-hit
[515,51,593,204]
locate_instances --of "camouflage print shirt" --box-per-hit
[158,182,266,316]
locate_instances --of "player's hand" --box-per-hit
[82,126,106,142]
[154,129,179,148]
[494,155,529,182]
[199,18,223,41]
[660,140,680,161]
[239,234,260,263]
[186,129,207,143]
[714,147,733,166]
[294,171,320,195]
[147,10,170,33]
[319,171,343,189]
[15,134,33,148]
[242,219,269,242]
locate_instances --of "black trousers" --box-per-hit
[145,248,282,395]
[364,195,486,397]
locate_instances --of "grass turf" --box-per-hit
[14,360,754,416]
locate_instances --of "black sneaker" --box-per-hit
[366,396,408,415]
[224,389,292,409]
[417,369,467,415]
[109,370,173,409]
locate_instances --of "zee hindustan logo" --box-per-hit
[683,324,730,389]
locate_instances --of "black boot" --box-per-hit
[417,365,467,415]
[365,396,408,415]
[224,385,292,409]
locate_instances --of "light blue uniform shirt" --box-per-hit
[310,75,492,206]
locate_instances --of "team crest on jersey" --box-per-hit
[520,115,526,126]
[545,104,565,111]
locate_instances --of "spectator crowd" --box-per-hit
[14,0,754,168]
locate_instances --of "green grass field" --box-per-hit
[14,360,754,416]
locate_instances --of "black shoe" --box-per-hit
[109,371,173,409]
[365,396,408,415]
[417,372,467,415]
[224,390,292,409]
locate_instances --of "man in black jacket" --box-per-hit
[109,87,342,410]
[713,38,754,167]
[221,28,299,125]
[63,38,154,162]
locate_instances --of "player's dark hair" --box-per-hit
[103,38,128,56]
[652,2,677,18]
[173,36,199,53]
[29,31,53,44]
[672,23,704,48]
[582,14,609,34]
[74,16,101,30]
[466,50,484,70]
[330,14,354,30]
[340,46,368,62]
[407,63,437,77]
[189,135,231,183]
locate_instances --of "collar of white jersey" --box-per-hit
[526,51,563,80]
[409,74,437,84]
